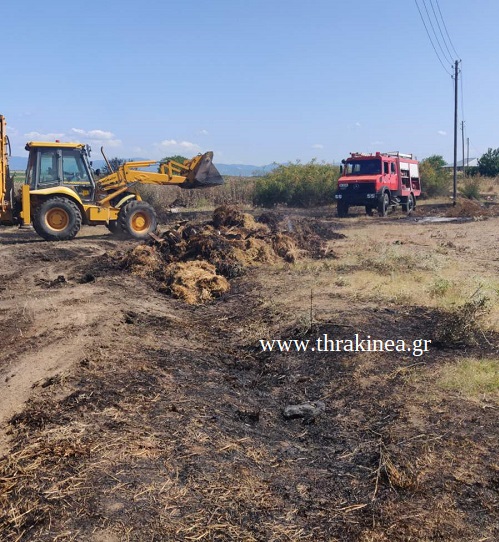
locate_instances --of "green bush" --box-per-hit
[101,157,127,176]
[460,177,482,199]
[466,166,480,177]
[253,160,340,208]
[419,155,451,198]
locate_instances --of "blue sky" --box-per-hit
[2,0,498,165]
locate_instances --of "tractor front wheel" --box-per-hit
[118,200,157,240]
[33,197,82,241]
[106,220,120,235]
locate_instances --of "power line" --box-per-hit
[414,0,452,76]
[414,0,465,193]
[429,0,455,63]
[422,0,454,65]
[434,0,460,59]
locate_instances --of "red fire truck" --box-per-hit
[334,152,421,217]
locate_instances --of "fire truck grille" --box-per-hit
[343,182,376,194]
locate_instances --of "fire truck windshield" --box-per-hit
[344,159,381,175]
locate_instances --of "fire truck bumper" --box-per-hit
[334,192,378,205]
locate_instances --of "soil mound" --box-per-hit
[444,198,491,218]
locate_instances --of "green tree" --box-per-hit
[101,157,127,176]
[158,155,188,173]
[419,155,451,198]
[423,155,446,169]
[478,148,499,176]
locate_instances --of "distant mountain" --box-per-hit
[90,161,278,177]
[7,156,278,177]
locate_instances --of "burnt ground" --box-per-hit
[0,204,498,541]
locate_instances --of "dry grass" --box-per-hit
[467,175,499,197]
[138,176,256,218]
[2,206,499,541]
[167,261,230,304]
[437,358,499,399]
[293,219,499,330]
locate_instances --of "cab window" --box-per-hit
[344,159,381,175]
[383,162,389,174]
[38,149,60,185]
[26,154,36,187]
[62,149,91,184]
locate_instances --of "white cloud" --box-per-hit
[71,128,115,140]
[437,130,447,136]
[312,144,324,149]
[198,129,209,136]
[70,128,121,147]
[355,122,361,127]
[158,139,201,152]
[24,131,65,141]
[104,139,122,148]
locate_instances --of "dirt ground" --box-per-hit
[0,203,498,541]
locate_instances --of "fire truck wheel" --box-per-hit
[337,201,349,218]
[402,194,415,215]
[365,206,374,216]
[378,192,390,217]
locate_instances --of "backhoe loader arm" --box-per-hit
[97,152,223,195]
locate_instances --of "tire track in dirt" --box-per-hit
[0,227,131,455]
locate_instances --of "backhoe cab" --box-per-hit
[0,114,224,241]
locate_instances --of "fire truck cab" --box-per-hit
[335,152,421,217]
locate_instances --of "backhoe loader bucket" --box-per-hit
[182,151,224,189]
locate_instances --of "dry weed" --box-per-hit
[432,295,490,346]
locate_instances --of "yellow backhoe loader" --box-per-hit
[0,114,223,241]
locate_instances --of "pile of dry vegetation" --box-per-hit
[444,197,492,218]
[121,206,338,304]
[410,197,498,219]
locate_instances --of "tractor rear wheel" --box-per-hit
[117,200,157,240]
[33,197,82,241]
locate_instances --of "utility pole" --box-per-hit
[453,60,459,205]
[461,121,465,178]
[467,137,470,174]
